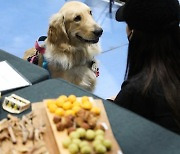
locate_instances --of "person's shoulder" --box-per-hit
[121,80,142,92]
[113,79,142,105]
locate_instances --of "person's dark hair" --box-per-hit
[125,26,180,122]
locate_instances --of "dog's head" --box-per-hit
[47,1,103,46]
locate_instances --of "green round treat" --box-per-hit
[95,144,107,154]
[68,143,79,154]
[72,138,81,147]
[70,131,80,139]
[102,139,112,150]
[62,137,71,148]
[95,135,104,142]
[81,146,92,154]
[92,140,102,148]
[95,129,105,136]
[85,129,95,140]
[79,141,89,149]
[76,128,86,138]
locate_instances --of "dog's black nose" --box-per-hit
[93,28,103,37]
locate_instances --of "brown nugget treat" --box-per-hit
[64,116,74,128]
[87,117,98,129]
[65,115,75,121]
[61,117,70,128]
[75,117,84,127]
[65,119,74,128]
[81,122,90,130]
[76,109,86,118]
[83,111,90,122]
[67,127,76,134]
[88,112,97,118]
[56,122,65,131]
[53,116,61,124]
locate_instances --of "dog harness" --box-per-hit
[91,60,99,77]
[27,36,99,77]
[27,36,47,69]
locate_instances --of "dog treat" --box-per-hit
[44,94,119,153]
[47,95,101,119]
[53,116,61,124]
[61,127,112,154]
[53,108,100,132]
[56,122,66,131]
[67,127,76,134]
[7,126,17,144]
[49,95,102,134]
[2,94,31,114]
[0,112,48,154]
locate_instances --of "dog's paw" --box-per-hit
[79,69,97,91]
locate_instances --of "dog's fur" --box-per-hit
[23,1,103,91]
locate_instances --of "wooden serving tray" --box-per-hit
[32,99,122,154]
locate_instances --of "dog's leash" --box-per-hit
[27,36,47,69]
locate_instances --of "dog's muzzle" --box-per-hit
[93,28,103,37]
[76,27,103,44]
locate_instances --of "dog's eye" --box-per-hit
[74,15,81,22]
[90,11,92,15]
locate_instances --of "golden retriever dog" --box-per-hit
[23,1,103,91]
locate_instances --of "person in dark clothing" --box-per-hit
[114,0,180,134]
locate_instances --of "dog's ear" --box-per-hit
[48,13,69,44]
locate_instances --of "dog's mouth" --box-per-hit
[76,34,99,44]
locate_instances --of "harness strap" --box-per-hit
[27,50,39,65]
[34,36,47,54]
[27,36,47,66]
[90,60,100,77]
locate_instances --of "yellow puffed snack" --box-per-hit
[56,98,65,107]
[55,108,65,116]
[58,95,68,101]
[81,101,92,110]
[81,96,89,103]
[91,107,101,115]
[49,104,57,113]
[73,100,82,107]
[46,99,56,108]
[62,101,73,110]
[65,110,75,116]
[72,106,81,113]
[68,95,77,103]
